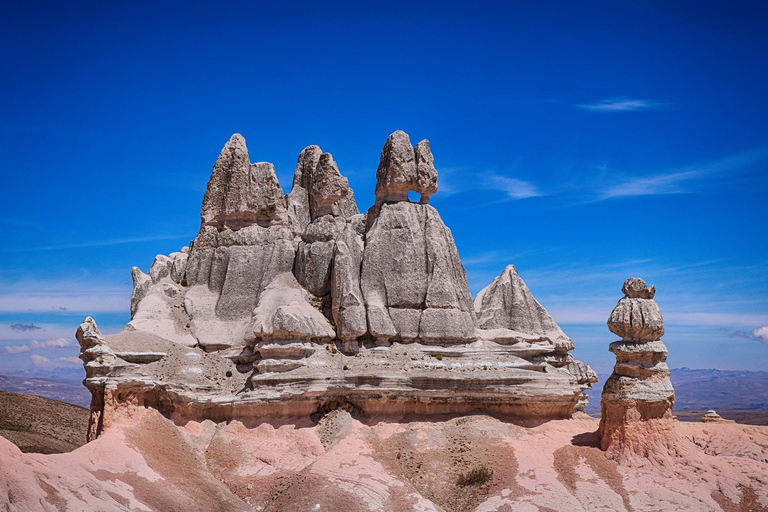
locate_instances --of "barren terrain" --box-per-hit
[1,405,766,511]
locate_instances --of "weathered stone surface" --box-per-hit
[374,130,437,203]
[294,215,346,297]
[331,219,367,340]
[201,134,288,230]
[623,277,656,299]
[79,131,597,437]
[250,273,335,340]
[475,265,574,355]
[599,278,675,459]
[608,296,665,341]
[361,201,476,342]
[286,145,359,235]
[565,360,599,412]
[414,139,438,203]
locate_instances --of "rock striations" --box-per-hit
[598,278,676,460]
[79,131,596,439]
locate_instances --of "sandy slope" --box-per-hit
[0,407,766,511]
[0,391,89,454]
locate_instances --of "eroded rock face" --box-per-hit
[599,278,676,460]
[474,264,575,358]
[79,131,594,437]
[361,201,476,342]
[374,130,438,203]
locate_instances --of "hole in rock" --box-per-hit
[407,190,419,202]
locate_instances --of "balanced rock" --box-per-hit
[374,130,437,203]
[79,130,596,438]
[599,278,676,460]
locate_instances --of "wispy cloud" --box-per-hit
[3,345,31,354]
[30,354,52,366]
[600,170,699,199]
[1,234,190,253]
[3,338,76,354]
[487,175,543,199]
[575,97,663,112]
[593,146,768,201]
[58,356,81,365]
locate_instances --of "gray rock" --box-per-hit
[294,215,346,297]
[149,254,173,283]
[375,130,416,202]
[130,267,151,319]
[309,153,350,219]
[622,277,656,299]
[250,273,335,340]
[79,130,598,434]
[474,265,573,352]
[200,134,288,230]
[414,139,438,203]
[361,201,476,342]
[374,131,438,203]
[170,251,188,282]
[331,219,367,340]
[286,145,359,235]
[607,297,664,341]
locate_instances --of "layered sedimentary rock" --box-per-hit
[598,278,676,459]
[79,131,596,439]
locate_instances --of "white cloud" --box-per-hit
[58,356,82,365]
[30,354,52,366]
[575,98,663,112]
[487,175,542,199]
[29,338,75,349]
[753,326,768,344]
[600,170,700,199]
[3,344,31,354]
[2,337,77,353]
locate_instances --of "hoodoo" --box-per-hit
[598,278,676,459]
[78,131,596,440]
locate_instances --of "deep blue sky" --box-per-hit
[1,1,767,379]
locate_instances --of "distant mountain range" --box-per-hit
[1,367,766,414]
[0,372,91,408]
[585,367,768,413]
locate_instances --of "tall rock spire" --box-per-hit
[599,278,676,460]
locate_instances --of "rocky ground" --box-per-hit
[1,405,766,511]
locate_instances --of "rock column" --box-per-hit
[598,278,676,459]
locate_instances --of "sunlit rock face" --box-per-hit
[78,131,596,440]
[599,278,676,460]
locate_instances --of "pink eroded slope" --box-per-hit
[1,407,767,511]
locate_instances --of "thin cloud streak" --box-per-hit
[2,234,191,253]
[487,175,543,199]
[574,97,663,112]
[591,146,768,202]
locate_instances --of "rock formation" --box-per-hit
[598,278,676,459]
[78,131,596,439]
[701,410,735,423]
